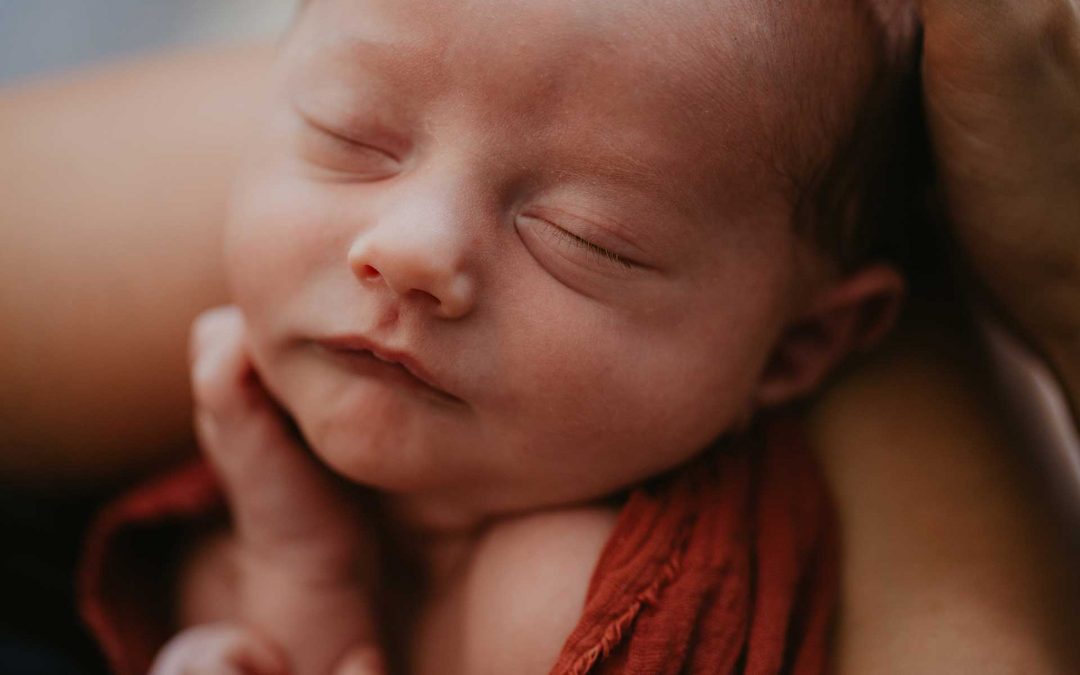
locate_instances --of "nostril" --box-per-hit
[411,288,441,307]
[357,264,381,280]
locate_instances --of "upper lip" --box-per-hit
[314,334,458,401]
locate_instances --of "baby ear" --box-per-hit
[755,264,904,408]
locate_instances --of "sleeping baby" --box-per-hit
[79,0,927,673]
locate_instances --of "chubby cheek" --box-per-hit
[224,171,344,424]
[492,288,774,500]
[227,172,330,320]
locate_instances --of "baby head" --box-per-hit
[225,0,925,525]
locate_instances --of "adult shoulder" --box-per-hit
[809,303,1080,674]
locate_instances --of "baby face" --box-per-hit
[226,0,838,523]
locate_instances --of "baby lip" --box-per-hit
[314,335,460,402]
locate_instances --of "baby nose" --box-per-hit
[347,228,477,320]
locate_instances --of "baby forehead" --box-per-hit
[304,0,880,118]
[298,0,890,197]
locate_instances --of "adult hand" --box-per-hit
[919,0,1080,408]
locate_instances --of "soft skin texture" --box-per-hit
[192,1,904,671]
[226,0,900,534]
[180,307,381,675]
[151,623,290,675]
[0,1,1077,674]
[169,309,619,675]
[920,0,1080,414]
[812,306,1080,674]
[0,46,259,488]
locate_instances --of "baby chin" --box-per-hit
[269,341,469,491]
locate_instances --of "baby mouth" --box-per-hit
[312,338,461,405]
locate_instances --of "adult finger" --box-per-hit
[919,0,1080,328]
[919,0,1076,32]
[920,0,1079,76]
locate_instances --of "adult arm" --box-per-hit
[811,306,1080,674]
[0,44,273,489]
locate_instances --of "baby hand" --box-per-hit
[189,307,381,675]
[150,624,288,675]
[190,306,373,573]
[151,624,386,675]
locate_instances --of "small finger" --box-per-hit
[150,623,290,675]
[188,308,361,558]
[190,306,290,491]
[332,645,387,675]
[227,628,292,675]
[190,305,261,419]
[189,305,303,488]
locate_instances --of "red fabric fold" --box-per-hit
[79,416,835,675]
[78,460,224,675]
[550,417,836,675]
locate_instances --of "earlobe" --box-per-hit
[755,264,905,408]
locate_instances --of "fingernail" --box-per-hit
[193,333,230,387]
[192,306,243,355]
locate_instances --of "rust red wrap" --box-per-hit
[79,416,835,675]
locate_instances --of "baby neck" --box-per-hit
[370,489,493,589]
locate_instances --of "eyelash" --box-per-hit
[294,112,637,270]
[316,127,399,165]
[296,111,402,178]
[322,126,396,159]
[537,220,635,270]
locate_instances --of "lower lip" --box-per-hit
[315,345,455,403]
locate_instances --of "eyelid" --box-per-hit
[299,112,401,163]
[292,98,407,161]
[519,214,639,271]
[525,206,653,264]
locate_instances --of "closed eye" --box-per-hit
[293,109,401,180]
[304,116,400,162]
[519,215,637,271]
[545,223,634,269]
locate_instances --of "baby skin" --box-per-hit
[151,0,910,672]
[154,307,386,675]
[154,307,617,674]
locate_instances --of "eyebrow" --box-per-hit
[560,160,675,203]
[554,147,709,220]
[316,31,439,89]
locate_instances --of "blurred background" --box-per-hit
[0,3,294,673]
[0,0,295,86]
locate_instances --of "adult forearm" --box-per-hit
[0,44,276,489]
[813,309,1080,674]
